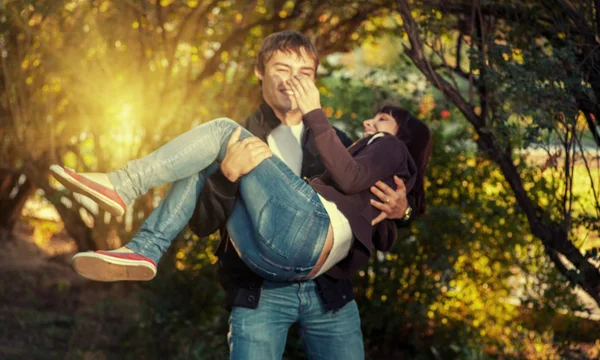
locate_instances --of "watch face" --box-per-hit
[404,206,412,219]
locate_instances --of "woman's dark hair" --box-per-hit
[376,105,433,217]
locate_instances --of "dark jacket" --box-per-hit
[303,109,417,278]
[188,103,415,311]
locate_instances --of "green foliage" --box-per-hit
[320,72,588,357]
[353,120,583,358]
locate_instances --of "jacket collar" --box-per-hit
[251,101,314,144]
[257,101,282,130]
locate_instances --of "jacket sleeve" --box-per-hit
[188,168,239,237]
[333,126,354,148]
[392,193,416,229]
[187,116,249,237]
[372,219,398,252]
[303,109,410,194]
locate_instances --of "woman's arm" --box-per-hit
[289,75,413,194]
[304,110,409,194]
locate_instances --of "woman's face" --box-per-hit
[363,112,399,137]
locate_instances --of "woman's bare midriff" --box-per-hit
[303,224,334,279]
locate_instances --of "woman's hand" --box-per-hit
[288,75,321,115]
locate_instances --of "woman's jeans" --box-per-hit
[107,118,330,281]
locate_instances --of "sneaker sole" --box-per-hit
[50,165,125,217]
[72,252,156,282]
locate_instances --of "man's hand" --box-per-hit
[221,127,272,182]
[370,176,408,225]
[288,75,321,115]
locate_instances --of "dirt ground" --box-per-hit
[0,222,146,360]
[2,219,600,360]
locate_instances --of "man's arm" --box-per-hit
[370,176,416,227]
[372,218,398,252]
[371,190,415,251]
[188,126,272,237]
[393,193,416,227]
[188,168,239,237]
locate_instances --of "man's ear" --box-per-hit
[254,66,263,81]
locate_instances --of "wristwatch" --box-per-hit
[402,205,413,221]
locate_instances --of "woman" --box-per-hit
[51,75,423,282]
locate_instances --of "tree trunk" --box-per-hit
[22,163,97,251]
[0,169,34,236]
[40,180,96,251]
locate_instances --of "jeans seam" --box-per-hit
[127,233,154,261]
[115,121,224,195]
[243,253,279,277]
[295,214,315,264]
[117,139,207,193]
[257,252,311,272]
[158,175,196,234]
[138,175,195,255]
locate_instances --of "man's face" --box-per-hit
[363,112,399,137]
[255,48,317,116]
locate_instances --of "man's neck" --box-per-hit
[273,108,303,126]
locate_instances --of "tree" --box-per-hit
[394,0,600,305]
[0,0,396,248]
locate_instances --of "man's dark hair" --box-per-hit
[256,31,319,75]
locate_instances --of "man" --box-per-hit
[188,31,415,359]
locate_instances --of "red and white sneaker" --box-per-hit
[49,165,126,217]
[72,251,157,281]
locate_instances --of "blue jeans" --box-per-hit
[228,280,364,360]
[108,118,330,281]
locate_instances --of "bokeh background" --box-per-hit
[1,0,600,359]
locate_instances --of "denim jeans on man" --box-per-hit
[228,280,364,360]
[107,118,329,281]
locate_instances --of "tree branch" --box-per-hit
[396,0,600,306]
[395,0,483,128]
[164,0,220,84]
[549,0,595,39]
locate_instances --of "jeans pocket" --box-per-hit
[257,195,309,259]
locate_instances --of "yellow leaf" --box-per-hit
[99,1,110,13]
[64,2,77,12]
